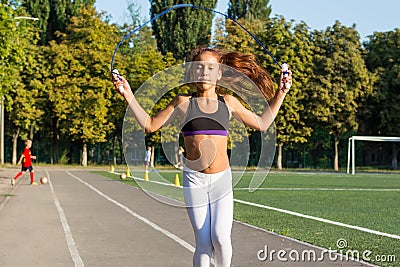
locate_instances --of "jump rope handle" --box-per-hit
[112,69,124,93]
[281,63,291,90]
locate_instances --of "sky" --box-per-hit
[95,0,400,41]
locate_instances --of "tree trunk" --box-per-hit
[120,137,125,165]
[51,117,59,164]
[12,128,20,165]
[333,136,339,171]
[277,143,283,170]
[29,125,34,140]
[392,143,399,170]
[113,135,117,166]
[82,142,87,166]
[0,96,4,164]
[97,143,101,164]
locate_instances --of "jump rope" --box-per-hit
[110,3,289,78]
[112,4,284,192]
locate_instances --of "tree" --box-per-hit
[116,40,178,166]
[23,0,95,45]
[214,16,314,169]
[45,6,120,165]
[260,17,314,169]
[309,21,373,171]
[363,29,400,169]
[150,0,217,60]
[227,0,271,21]
[0,2,41,164]
[214,18,267,160]
[107,3,157,166]
[0,2,31,103]
[214,17,264,54]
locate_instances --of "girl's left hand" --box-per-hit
[278,67,292,93]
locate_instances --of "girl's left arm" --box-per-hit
[226,68,292,131]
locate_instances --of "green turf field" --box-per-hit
[96,170,400,267]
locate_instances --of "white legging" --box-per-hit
[183,167,233,267]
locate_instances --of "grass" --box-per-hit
[94,169,400,266]
[0,194,14,197]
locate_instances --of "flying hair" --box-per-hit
[187,46,275,101]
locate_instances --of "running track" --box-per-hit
[0,169,374,266]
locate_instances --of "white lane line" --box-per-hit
[234,187,400,191]
[46,170,84,267]
[114,171,183,188]
[66,171,195,253]
[234,199,400,240]
[233,220,378,267]
[111,174,400,239]
[113,172,400,239]
[116,172,399,192]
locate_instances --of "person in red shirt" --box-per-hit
[11,139,38,186]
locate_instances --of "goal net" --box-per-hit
[347,136,400,174]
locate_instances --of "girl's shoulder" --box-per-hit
[222,94,238,104]
[221,94,243,113]
[176,93,192,98]
[173,93,192,104]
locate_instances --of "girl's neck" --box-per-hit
[195,90,218,99]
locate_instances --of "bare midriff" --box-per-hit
[184,134,229,174]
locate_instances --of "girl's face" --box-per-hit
[193,52,222,92]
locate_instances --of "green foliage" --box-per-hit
[150,0,217,60]
[23,0,96,44]
[310,22,372,136]
[23,0,50,44]
[363,29,400,136]
[1,2,42,140]
[215,16,313,149]
[0,3,32,99]
[309,21,373,169]
[227,0,271,21]
[114,23,179,145]
[45,6,119,145]
[260,16,313,147]
[2,1,396,169]
[8,42,44,140]
[214,18,264,54]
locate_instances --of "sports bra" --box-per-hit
[181,94,230,137]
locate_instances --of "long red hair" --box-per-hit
[188,46,275,100]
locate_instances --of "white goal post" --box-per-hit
[347,136,400,174]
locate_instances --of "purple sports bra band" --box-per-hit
[183,130,228,137]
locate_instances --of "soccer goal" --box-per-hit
[347,136,400,174]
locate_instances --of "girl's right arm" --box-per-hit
[225,68,292,131]
[112,74,178,133]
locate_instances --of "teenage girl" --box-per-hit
[112,46,292,267]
